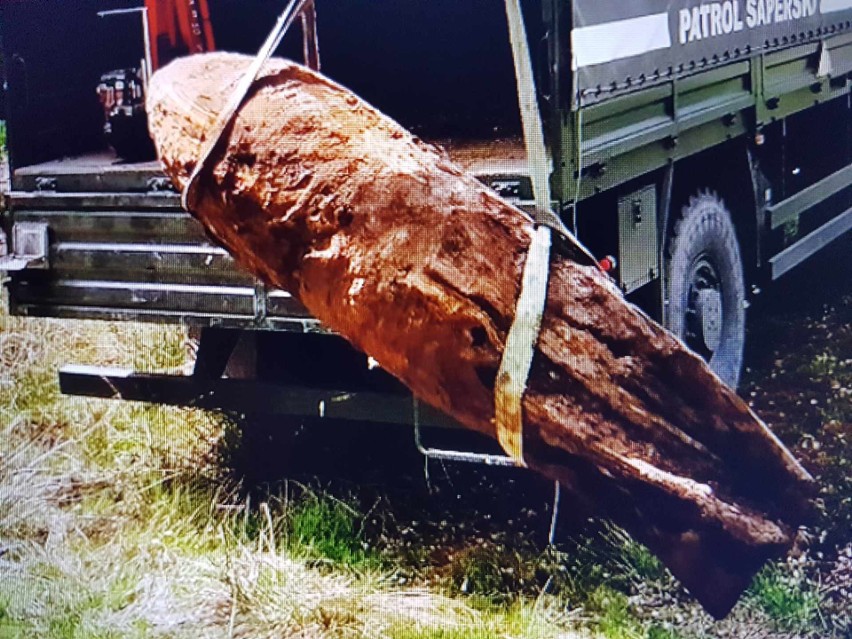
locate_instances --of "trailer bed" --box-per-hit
[15,152,161,176]
[5,137,533,328]
[13,151,170,193]
[13,138,529,190]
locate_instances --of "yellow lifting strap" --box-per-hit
[496,0,596,464]
[494,224,552,464]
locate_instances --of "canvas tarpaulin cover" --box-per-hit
[571,0,852,100]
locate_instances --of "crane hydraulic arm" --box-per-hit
[146,0,216,72]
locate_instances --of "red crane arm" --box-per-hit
[145,0,215,72]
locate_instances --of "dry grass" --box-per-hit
[0,297,584,639]
[2,286,846,638]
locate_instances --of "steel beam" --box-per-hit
[767,164,852,230]
[770,207,852,280]
[58,364,460,429]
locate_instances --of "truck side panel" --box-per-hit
[6,190,316,331]
[556,29,852,205]
[572,1,852,104]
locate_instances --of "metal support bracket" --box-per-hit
[412,398,519,468]
[59,364,459,428]
[412,401,564,547]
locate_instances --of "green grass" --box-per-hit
[2,291,846,638]
[0,595,26,639]
[586,586,644,639]
[288,492,377,568]
[747,564,823,633]
[537,522,673,611]
[388,629,492,639]
[386,596,585,639]
[598,525,667,585]
[444,543,538,603]
[646,626,687,639]
[803,351,841,379]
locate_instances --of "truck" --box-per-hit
[1,0,851,439]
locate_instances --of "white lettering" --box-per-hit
[679,9,692,44]
[676,0,819,48]
[746,0,758,28]
[791,0,801,19]
[689,6,703,40]
[700,4,712,36]
[711,3,723,34]
[723,2,735,31]
[733,0,745,30]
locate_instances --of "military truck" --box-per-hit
[1,0,851,434]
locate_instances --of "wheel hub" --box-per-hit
[695,288,723,352]
[685,256,724,355]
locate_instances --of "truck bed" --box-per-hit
[15,152,161,176]
[439,137,528,178]
[5,138,532,329]
[13,138,529,190]
[13,152,167,193]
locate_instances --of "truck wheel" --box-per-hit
[665,192,746,388]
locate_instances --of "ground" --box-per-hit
[0,238,849,638]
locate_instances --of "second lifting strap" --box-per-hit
[493,209,598,464]
[493,201,598,465]
[494,222,554,465]
[493,204,600,465]
[497,0,599,465]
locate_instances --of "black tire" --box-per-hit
[665,192,746,388]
